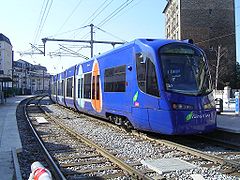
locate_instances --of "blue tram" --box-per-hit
[50,39,216,135]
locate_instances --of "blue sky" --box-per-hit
[1,0,239,74]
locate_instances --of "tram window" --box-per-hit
[57,81,61,95]
[54,82,57,95]
[66,77,73,97]
[146,59,159,97]
[61,80,64,96]
[84,73,92,99]
[51,83,55,95]
[104,65,126,92]
[81,78,84,98]
[96,75,100,100]
[92,76,95,99]
[136,53,159,97]
[77,79,80,98]
[136,53,146,92]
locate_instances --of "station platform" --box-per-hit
[217,112,240,133]
[0,96,31,180]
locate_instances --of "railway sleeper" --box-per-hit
[63,165,118,174]
[61,159,109,167]
[101,171,127,179]
[58,153,101,161]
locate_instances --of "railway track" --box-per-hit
[25,96,159,179]
[24,95,240,179]
[196,131,240,150]
[134,132,240,177]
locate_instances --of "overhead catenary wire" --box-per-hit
[48,0,114,39]
[33,0,53,45]
[37,0,53,42]
[41,0,138,59]
[95,26,127,42]
[47,25,89,38]
[32,0,47,44]
[72,0,115,39]
[47,0,132,41]
[56,0,83,34]
[107,0,143,24]
[79,1,134,40]
[82,0,115,25]
[97,0,134,28]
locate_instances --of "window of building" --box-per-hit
[136,53,159,97]
[84,73,92,99]
[209,9,212,14]
[104,65,126,92]
[66,77,73,97]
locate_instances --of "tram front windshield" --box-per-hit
[159,44,212,96]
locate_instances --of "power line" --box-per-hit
[95,26,127,42]
[33,0,47,44]
[42,24,125,58]
[108,0,143,23]
[97,0,134,28]
[50,0,114,40]
[33,0,53,45]
[47,25,89,38]
[72,0,115,39]
[82,0,115,25]
[56,0,83,34]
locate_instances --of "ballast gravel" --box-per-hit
[47,104,239,180]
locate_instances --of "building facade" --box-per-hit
[13,59,51,95]
[0,33,13,93]
[163,0,236,89]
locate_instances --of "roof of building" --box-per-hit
[163,0,171,13]
[0,33,12,46]
[32,65,47,71]
[14,59,47,71]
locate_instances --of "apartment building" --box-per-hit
[13,59,51,95]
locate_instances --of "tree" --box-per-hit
[235,62,240,88]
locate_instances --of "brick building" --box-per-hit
[163,0,236,89]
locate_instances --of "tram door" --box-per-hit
[91,61,102,113]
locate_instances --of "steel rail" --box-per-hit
[42,111,154,180]
[24,96,66,180]
[133,132,240,171]
[53,103,240,173]
[196,134,240,150]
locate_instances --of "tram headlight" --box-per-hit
[172,103,193,110]
[203,102,215,109]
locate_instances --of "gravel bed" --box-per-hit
[16,99,49,179]
[47,103,240,179]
